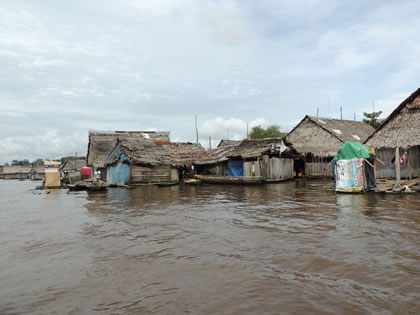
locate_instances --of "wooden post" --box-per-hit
[395,147,400,186]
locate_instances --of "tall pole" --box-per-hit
[354,112,356,121]
[340,106,342,120]
[209,136,211,150]
[246,122,249,139]
[195,115,198,144]
[395,146,401,187]
[372,100,375,113]
[75,152,77,169]
[317,107,319,117]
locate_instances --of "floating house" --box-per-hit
[285,116,375,178]
[196,144,239,176]
[2,166,32,180]
[0,167,4,179]
[61,157,86,172]
[161,143,211,180]
[87,130,170,181]
[105,138,171,185]
[365,88,420,179]
[224,138,296,182]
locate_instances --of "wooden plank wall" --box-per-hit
[130,165,170,184]
[245,157,293,181]
[306,158,333,178]
[375,146,420,179]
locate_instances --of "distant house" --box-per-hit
[105,138,171,185]
[3,166,32,180]
[365,88,420,179]
[285,116,375,178]
[0,167,4,179]
[161,143,211,179]
[225,138,296,182]
[87,130,170,181]
[61,157,86,172]
[30,165,45,180]
[217,139,242,148]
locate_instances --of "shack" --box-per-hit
[365,88,420,179]
[87,130,170,181]
[333,142,376,193]
[0,167,3,179]
[285,116,375,178]
[3,166,32,180]
[30,165,45,180]
[60,157,86,184]
[225,138,296,182]
[196,144,239,176]
[161,143,210,180]
[105,139,171,185]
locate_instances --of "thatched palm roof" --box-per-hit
[106,139,170,167]
[217,139,242,148]
[285,116,375,157]
[161,143,210,167]
[61,157,86,171]
[3,166,32,174]
[87,131,170,168]
[227,138,290,159]
[365,88,420,149]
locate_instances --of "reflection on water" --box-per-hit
[0,179,419,314]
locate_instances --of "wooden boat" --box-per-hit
[68,180,108,192]
[194,175,263,185]
[184,178,201,185]
[157,182,179,187]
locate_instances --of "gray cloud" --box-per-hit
[0,0,419,163]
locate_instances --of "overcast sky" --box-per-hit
[0,0,419,163]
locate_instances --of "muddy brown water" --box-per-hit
[0,179,419,314]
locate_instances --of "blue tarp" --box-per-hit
[228,160,244,176]
[108,153,130,185]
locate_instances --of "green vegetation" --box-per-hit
[249,124,287,139]
[363,111,383,129]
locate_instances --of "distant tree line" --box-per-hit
[249,125,287,139]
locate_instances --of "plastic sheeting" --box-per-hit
[108,162,130,185]
[333,158,364,192]
[228,160,244,176]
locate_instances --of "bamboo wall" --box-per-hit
[130,165,171,184]
[374,146,420,179]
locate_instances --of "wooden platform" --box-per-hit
[195,175,263,185]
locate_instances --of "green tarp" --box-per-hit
[333,142,372,161]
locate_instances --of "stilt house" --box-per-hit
[30,165,45,180]
[365,88,420,179]
[87,131,170,181]
[285,116,374,178]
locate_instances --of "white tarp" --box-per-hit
[335,158,364,190]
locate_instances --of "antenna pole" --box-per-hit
[317,107,319,117]
[354,112,356,121]
[246,122,249,139]
[340,106,342,120]
[195,115,198,144]
[209,136,211,150]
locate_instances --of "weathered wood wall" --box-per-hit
[375,146,420,179]
[130,165,170,184]
[204,162,228,176]
[306,161,333,178]
[244,156,293,181]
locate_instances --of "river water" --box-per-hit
[0,179,419,314]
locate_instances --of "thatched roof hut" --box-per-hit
[3,165,32,179]
[87,131,170,168]
[365,88,420,149]
[106,139,170,167]
[227,138,292,159]
[161,143,210,167]
[196,145,239,165]
[61,157,86,171]
[286,116,375,157]
[217,139,242,148]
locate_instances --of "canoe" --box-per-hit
[184,178,201,185]
[68,180,108,191]
[194,175,263,185]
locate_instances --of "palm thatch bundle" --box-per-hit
[161,143,210,167]
[227,138,291,159]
